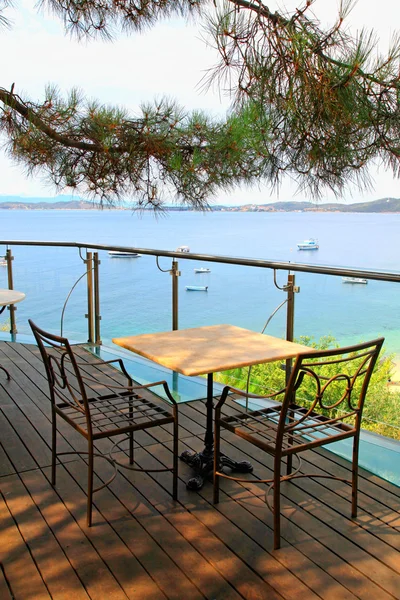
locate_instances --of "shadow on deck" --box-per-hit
[0,340,399,600]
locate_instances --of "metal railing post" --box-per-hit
[284,273,300,384]
[171,259,180,331]
[285,273,295,343]
[284,273,299,476]
[5,248,17,334]
[171,259,181,397]
[93,252,102,345]
[85,251,94,343]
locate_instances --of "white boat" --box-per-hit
[194,268,211,273]
[297,238,319,250]
[342,277,368,284]
[108,251,141,258]
[176,245,190,253]
[186,285,208,291]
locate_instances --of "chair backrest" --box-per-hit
[29,319,89,414]
[279,338,385,439]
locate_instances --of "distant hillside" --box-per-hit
[214,197,400,213]
[1,195,400,212]
[0,194,86,204]
[0,199,98,210]
[340,198,400,212]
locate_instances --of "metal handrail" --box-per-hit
[1,239,399,345]
[1,239,400,282]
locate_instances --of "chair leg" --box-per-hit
[286,454,293,477]
[129,430,134,465]
[172,412,179,500]
[87,441,94,527]
[273,454,282,550]
[51,410,57,486]
[351,436,360,518]
[286,409,294,476]
[213,418,221,504]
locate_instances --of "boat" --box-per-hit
[342,277,368,284]
[297,238,319,250]
[194,268,211,274]
[185,285,208,291]
[108,251,141,258]
[176,245,190,253]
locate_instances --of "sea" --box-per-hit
[1,209,400,360]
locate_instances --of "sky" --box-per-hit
[1,0,400,205]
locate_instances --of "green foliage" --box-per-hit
[214,335,400,440]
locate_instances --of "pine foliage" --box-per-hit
[0,0,400,207]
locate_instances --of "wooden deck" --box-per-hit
[0,339,400,600]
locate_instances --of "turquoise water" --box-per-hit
[0,209,399,354]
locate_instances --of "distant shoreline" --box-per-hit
[1,196,400,213]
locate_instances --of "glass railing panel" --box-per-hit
[98,251,176,340]
[291,270,400,349]
[0,245,91,342]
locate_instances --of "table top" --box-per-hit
[0,289,25,307]
[113,324,312,377]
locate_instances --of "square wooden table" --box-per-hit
[113,324,311,489]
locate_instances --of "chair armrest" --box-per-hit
[215,384,286,410]
[124,380,178,405]
[75,357,132,384]
[75,356,177,405]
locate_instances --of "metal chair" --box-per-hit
[213,338,384,550]
[29,320,179,526]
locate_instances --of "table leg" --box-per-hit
[180,373,253,490]
[0,306,11,378]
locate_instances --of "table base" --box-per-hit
[180,449,253,491]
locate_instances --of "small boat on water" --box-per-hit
[108,251,141,258]
[194,268,211,274]
[176,245,190,253]
[186,285,208,292]
[342,277,368,284]
[297,238,319,250]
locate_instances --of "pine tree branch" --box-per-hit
[0,88,103,151]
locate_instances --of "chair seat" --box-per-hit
[57,390,176,439]
[220,402,355,456]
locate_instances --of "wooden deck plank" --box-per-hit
[132,445,318,600]
[41,462,168,600]
[0,566,14,600]
[113,457,284,600]
[0,410,38,473]
[19,467,147,600]
[2,474,93,600]
[180,430,399,599]
[0,486,53,600]
[208,431,400,599]
[63,457,221,600]
[106,434,355,600]
[0,442,15,477]
[1,340,400,600]
[2,406,53,468]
